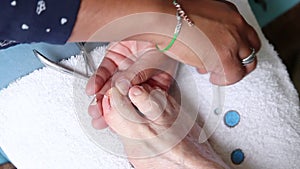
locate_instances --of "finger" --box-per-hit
[99,78,112,95]
[86,75,98,96]
[105,50,135,71]
[244,55,257,74]
[196,67,208,74]
[85,57,117,95]
[86,48,136,96]
[218,0,239,11]
[108,42,137,62]
[246,27,261,52]
[151,72,174,88]
[239,45,257,74]
[115,67,162,95]
[128,85,167,121]
[115,50,177,95]
[245,29,260,74]
[135,41,156,52]
[121,41,138,54]
[117,41,156,59]
[220,69,246,85]
[147,74,173,91]
[209,54,246,86]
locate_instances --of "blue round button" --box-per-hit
[224,110,240,128]
[231,149,245,165]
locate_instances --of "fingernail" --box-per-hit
[116,79,131,95]
[103,95,111,109]
[131,86,143,96]
[90,96,97,105]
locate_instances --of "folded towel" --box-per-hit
[0,0,299,169]
[0,45,134,169]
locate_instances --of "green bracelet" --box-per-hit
[156,12,182,52]
[156,0,194,52]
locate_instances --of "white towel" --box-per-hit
[0,0,299,169]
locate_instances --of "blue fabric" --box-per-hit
[0,148,9,165]
[0,0,81,49]
[0,42,80,89]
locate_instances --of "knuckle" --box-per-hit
[220,47,234,60]
[94,73,106,86]
[249,30,262,50]
[230,11,247,27]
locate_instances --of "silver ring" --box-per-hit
[242,48,256,66]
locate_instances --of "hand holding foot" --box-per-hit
[86,41,178,129]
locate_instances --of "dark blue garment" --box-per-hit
[0,0,81,49]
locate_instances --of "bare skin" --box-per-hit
[71,0,261,85]
[85,41,230,168]
[86,41,178,129]
[101,85,228,169]
[80,0,261,166]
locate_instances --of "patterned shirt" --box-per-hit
[0,0,81,49]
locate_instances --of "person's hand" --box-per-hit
[101,85,228,169]
[129,0,261,85]
[85,41,178,129]
[182,0,261,85]
[70,0,261,85]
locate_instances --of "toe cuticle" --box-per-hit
[132,86,143,96]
